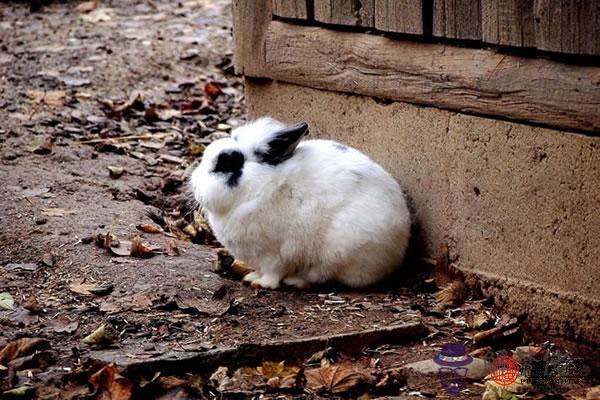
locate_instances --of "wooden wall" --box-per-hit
[272,0,600,56]
[234,0,600,133]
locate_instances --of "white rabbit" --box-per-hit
[190,117,411,290]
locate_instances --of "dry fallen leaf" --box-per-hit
[42,252,55,267]
[27,90,66,107]
[130,236,157,258]
[213,249,235,273]
[74,0,98,13]
[136,223,163,234]
[82,324,114,346]
[172,289,231,316]
[69,282,97,296]
[0,292,15,310]
[107,165,125,179]
[165,239,180,256]
[305,365,373,394]
[94,232,120,249]
[435,280,468,307]
[2,386,36,398]
[482,376,531,400]
[88,364,133,400]
[109,241,132,257]
[29,139,53,155]
[203,81,221,100]
[0,337,49,364]
[213,249,253,278]
[47,318,79,334]
[156,376,186,390]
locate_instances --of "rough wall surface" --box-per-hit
[245,79,600,344]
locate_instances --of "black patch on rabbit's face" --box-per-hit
[213,150,244,187]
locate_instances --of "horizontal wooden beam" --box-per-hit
[263,21,600,133]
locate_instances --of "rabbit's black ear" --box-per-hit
[257,122,309,165]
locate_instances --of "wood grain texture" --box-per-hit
[272,0,309,19]
[534,0,600,55]
[314,0,375,27]
[482,0,535,47]
[232,0,272,77]
[433,0,482,40]
[264,21,600,132]
[374,0,423,34]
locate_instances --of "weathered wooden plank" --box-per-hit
[232,0,272,77]
[433,0,482,40]
[264,21,600,132]
[314,0,375,27]
[534,0,600,56]
[374,0,423,34]
[482,0,535,47]
[273,0,309,19]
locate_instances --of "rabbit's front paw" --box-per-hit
[250,274,280,290]
[242,271,261,285]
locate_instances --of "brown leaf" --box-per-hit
[42,252,55,267]
[267,374,299,390]
[305,365,373,393]
[93,232,119,249]
[435,281,468,307]
[8,350,54,374]
[23,298,43,314]
[473,326,503,344]
[8,306,39,326]
[27,90,66,107]
[165,239,180,256]
[130,236,157,258]
[203,81,221,100]
[157,376,186,390]
[99,291,154,314]
[109,241,132,257]
[69,282,97,296]
[186,141,205,157]
[47,318,79,333]
[29,139,53,155]
[75,0,98,13]
[89,364,133,400]
[136,223,163,234]
[0,338,49,364]
[256,361,300,379]
[103,92,144,119]
[172,288,231,316]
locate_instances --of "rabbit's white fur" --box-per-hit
[191,117,410,289]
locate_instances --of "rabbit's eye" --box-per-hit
[214,150,244,174]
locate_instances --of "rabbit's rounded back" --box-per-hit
[190,117,410,289]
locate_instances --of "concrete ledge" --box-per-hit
[245,79,600,344]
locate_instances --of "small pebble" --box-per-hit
[35,216,48,225]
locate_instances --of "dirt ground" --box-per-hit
[0,1,598,399]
